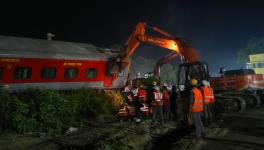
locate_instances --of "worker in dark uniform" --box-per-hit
[189,79,205,139]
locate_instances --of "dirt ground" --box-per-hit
[170,107,264,150]
[1,107,264,150]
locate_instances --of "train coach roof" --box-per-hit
[0,35,119,60]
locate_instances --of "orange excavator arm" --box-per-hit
[106,22,199,77]
[121,22,199,77]
[121,22,181,61]
[153,52,179,76]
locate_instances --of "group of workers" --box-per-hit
[189,78,215,139]
[119,81,178,124]
[118,78,216,139]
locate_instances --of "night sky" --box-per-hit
[1,0,264,76]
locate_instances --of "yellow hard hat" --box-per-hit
[191,79,198,85]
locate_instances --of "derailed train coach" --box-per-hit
[0,36,130,92]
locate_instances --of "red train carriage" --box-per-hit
[0,36,130,92]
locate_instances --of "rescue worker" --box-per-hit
[120,84,135,120]
[122,84,134,106]
[138,84,147,103]
[207,81,216,124]
[117,103,129,121]
[152,86,164,124]
[162,84,171,122]
[132,86,141,121]
[189,79,205,139]
[138,84,149,119]
[147,81,158,117]
[140,103,150,118]
[201,80,214,126]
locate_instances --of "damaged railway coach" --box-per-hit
[0,36,130,92]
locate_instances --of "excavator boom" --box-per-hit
[107,22,199,79]
[153,52,179,76]
[122,22,180,61]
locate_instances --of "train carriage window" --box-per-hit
[41,67,56,79]
[64,68,78,79]
[86,68,97,78]
[14,67,31,79]
[0,67,3,79]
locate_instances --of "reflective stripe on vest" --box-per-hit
[118,108,127,114]
[209,87,215,103]
[140,103,149,112]
[191,88,204,112]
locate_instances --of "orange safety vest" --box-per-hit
[202,86,215,104]
[190,87,204,112]
[138,88,147,101]
[209,87,215,103]
[202,86,214,104]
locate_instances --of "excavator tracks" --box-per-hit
[215,92,261,113]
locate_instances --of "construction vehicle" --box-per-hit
[178,61,264,113]
[209,68,264,112]
[117,22,264,117]
[107,22,199,81]
[115,22,200,118]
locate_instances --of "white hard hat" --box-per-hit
[202,80,207,86]
[162,83,168,87]
[154,86,160,91]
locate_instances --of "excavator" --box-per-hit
[115,22,261,120]
[208,68,264,112]
[106,22,199,79]
[114,22,201,119]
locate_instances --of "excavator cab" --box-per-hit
[177,61,209,92]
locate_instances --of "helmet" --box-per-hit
[162,83,168,87]
[191,79,198,85]
[154,86,160,91]
[152,81,157,86]
[207,81,211,87]
[202,80,207,86]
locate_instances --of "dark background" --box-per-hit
[1,0,264,75]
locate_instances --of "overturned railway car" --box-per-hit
[0,36,130,92]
